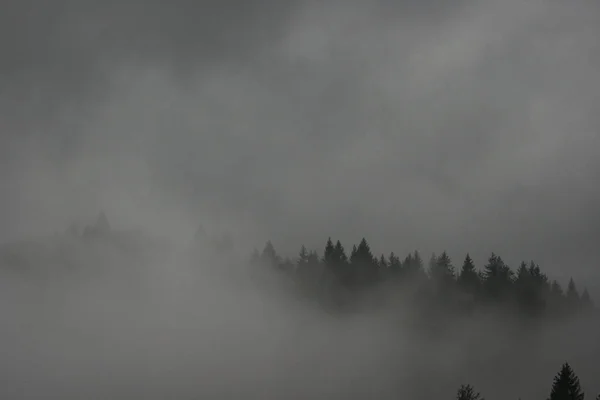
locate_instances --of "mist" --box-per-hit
[1,234,599,399]
[2,0,600,398]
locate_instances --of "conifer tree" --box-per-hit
[261,240,279,267]
[298,245,309,267]
[388,251,402,274]
[320,238,351,286]
[547,362,584,400]
[566,278,581,309]
[377,253,389,281]
[405,250,426,280]
[515,261,546,315]
[413,250,424,273]
[379,254,388,269]
[432,251,455,282]
[515,261,529,285]
[333,240,348,267]
[456,384,484,400]
[295,245,313,284]
[307,250,320,265]
[350,238,378,286]
[323,237,335,266]
[482,253,514,300]
[458,253,480,295]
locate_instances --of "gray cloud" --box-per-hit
[2,1,600,398]
[2,0,600,284]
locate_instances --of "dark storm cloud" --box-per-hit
[2,0,600,283]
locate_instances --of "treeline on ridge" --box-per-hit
[250,237,595,318]
[456,362,595,400]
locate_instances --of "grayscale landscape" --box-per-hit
[1,0,600,398]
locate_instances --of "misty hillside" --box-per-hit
[0,214,171,275]
[1,213,599,399]
[3,0,600,398]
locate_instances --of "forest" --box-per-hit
[249,236,598,399]
[250,237,595,319]
[1,215,598,399]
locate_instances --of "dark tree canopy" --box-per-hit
[547,363,585,400]
[456,384,484,400]
[249,237,594,320]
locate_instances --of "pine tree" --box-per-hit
[323,237,335,265]
[295,245,311,282]
[333,240,348,266]
[307,250,320,265]
[388,251,402,274]
[547,362,584,400]
[515,261,545,315]
[404,250,425,279]
[378,253,389,281]
[261,240,279,267]
[350,238,378,286]
[413,250,424,273]
[456,384,484,400]
[432,251,455,282]
[566,278,581,309]
[298,245,309,266]
[379,254,388,269]
[482,253,514,300]
[515,261,529,285]
[332,240,350,284]
[458,253,480,295]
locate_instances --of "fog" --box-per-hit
[2,0,600,398]
[1,239,599,399]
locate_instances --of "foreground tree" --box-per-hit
[456,384,484,400]
[548,362,585,400]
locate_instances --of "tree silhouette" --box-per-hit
[349,238,378,287]
[388,251,401,275]
[260,240,280,267]
[247,238,594,319]
[456,384,484,400]
[547,362,585,400]
[298,245,309,266]
[482,253,514,301]
[430,251,455,286]
[458,254,479,289]
[514,260,547,315]
[566,278,581,309]
[323,237,335,266]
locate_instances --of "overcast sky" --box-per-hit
[1,0,600,283]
